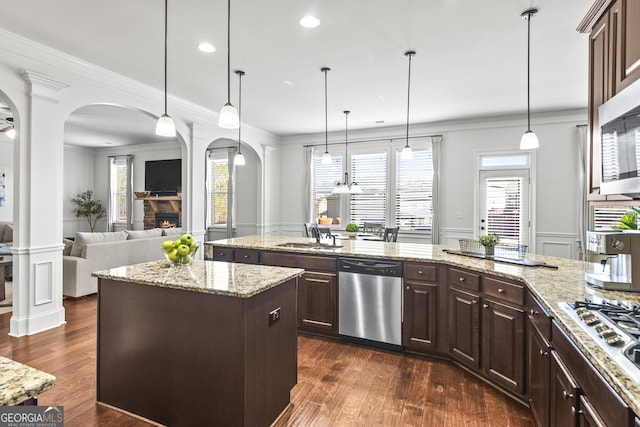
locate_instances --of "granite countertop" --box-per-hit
[206,235,640,415]
[0,357,56,405]
[92,260,304,298]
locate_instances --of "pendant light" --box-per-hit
[520,8,539,150]
[219,0,239,129]
[155,0,176,137]
[234,70,246,166]
[1,118,15,140]
[332,111,362,194]
[401,51,416,161]
[321,67,332,165]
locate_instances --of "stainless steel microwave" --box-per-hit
[600,77,640,197]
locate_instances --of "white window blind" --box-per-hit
[350,151,387,225]
[396,149,433,230]
[312,155,342,223]
[601,131,619,182]
[207,152,229,226]
[485,177,523,245]
[593,205,632,230]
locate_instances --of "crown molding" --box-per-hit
[576,0,612,33]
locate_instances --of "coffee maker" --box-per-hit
[585,231,640,292]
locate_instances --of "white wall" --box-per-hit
[279,110,586,258]
[0,138,13,222]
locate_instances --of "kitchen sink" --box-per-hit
[276,242,343,250]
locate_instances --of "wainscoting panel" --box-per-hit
[439,228,475,248]
[34,260,53,305]
[536,232,578,259]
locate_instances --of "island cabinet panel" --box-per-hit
[234,248,260,264]
[211,246,234,261]
[97,277,297,427]
[297,271,338,335]
[448,286,481,369]
[481,298,525,395]
[403,264,438,353]
[260,252,337,272]
[551,321,634,427]
[526,293,553,427]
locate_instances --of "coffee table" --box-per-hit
[0,255,12,302]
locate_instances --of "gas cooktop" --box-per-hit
[559,299,640,383]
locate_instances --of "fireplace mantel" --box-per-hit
[135,195,181,213]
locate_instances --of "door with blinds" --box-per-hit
[478,170,530,246]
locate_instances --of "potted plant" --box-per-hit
[613,207,640,230]
[72,190,107,232]
[345,223,359,239]
[478,233,499,257]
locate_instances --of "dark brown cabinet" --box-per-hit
[550,350,580,427]
[481,298,525,394]
[585,0,640,198]
[526,293,553,427]
[578,395,608,427]
[448,286,481,369]
[403,263,438,353]
[297,271,338,334]
[209,246,260,264]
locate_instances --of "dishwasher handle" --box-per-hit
[338,257,402,277]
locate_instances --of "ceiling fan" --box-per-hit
[0,117,15,139]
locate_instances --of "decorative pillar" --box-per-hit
[260,144,277,235]
[10,71,68,336]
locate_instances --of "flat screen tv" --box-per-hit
[145,159,181,195]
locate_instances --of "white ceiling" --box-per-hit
[0,0,592,142]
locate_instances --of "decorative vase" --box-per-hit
[484,246,494,258]
[347,232,357,239]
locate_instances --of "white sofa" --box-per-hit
[63,228,182,297]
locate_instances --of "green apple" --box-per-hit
[168,249,179,262]
[189,242,197,253]
[173,239,182,248]
[179,254,191,264]
[180,234,194,245]
[177,244,190,256]
[162,240,174,253]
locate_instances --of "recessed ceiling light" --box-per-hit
[299,15,320,28]
[197,42,216,53]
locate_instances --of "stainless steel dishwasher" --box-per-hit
[338,257,403,346]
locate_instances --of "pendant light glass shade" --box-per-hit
[321,67,331,165]
[520,130,539,150]
[4,127,15,140]
[156,0,176,137]
[235,70,245,166]
[402,51,416,161]
[219,0,239,129]
[2,118,15,140]
[520,9,539,150]
[156,114,176,137]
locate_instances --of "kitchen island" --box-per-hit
[92,259,304,427]
[206,235,640,424]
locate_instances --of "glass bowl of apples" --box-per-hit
[162,233,198,266]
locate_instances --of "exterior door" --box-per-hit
[479,169,530,246]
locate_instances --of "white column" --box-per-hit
[10,71,68,336]
[259,144,278,235]
[182,122,207,252]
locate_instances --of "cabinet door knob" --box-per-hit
[563,390,574,400]
[459,277,465,282]
[418,270,423,274]
[570,407,581,416]
[472,300,479,304]
[483,304,489,308]
[539,349,548,356]
[219,252,225,256]
[529,309,538,316]
[244,255,249,259]
[406,286,410,290]
[498,288,505,293]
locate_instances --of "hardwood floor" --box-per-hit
[0,296,534,426]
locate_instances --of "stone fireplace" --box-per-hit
[136,195,182,230]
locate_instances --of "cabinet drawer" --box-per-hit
[483,276,524,306]
[235,249,260,264]
[448,268,480,292]
[212,247,234,262]
[404,263,437,282]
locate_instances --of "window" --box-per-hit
[311,155,342,223]
[592,205,632,230]
[483,175,525,245]
[350,151,388,225]
[206,150,231,227]
[108,155,133,230]
[395,149,433,230]
[309,140,434,231]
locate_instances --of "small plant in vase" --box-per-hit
[345,223,359,239]
[478,233,499,257]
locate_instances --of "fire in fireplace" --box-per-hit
[156,212,179,228]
